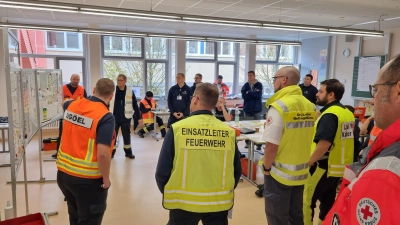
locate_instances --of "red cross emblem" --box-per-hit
[266,116,273,125]
[357,198,380,225]
[361,205,373,220]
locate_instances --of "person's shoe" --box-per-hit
[256,145,262,150]
[244,144,249,148]
[161,129,166,138]
[125,154,135,159]
[240,154,246,158]
[137,130,145,138]
[51,153,57,159]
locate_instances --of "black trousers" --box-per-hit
[56,119,63,152]
[143,116,164,133]
[57,171,108,225]
[133,115,139,131]
[264,175,304,225]
[168,209,228,225]
[309,165,340,221]
[114,121,132,155]
[168,114,183,128]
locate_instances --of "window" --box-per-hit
[103,36,142,57]
[256,64,276,97]
[256,45,278,61]
[102,37,169,97]
[146,37,167,59]
[186,62,215,86]
[46,31,82,50]
[103,60,144,95]
[218,42,236,61]
[186,41,215,60]
[279,45,294,63]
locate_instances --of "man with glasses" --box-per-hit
[109,74,142,159]
[324,55,400,225]
[303,79,354,225]
[261,66,316,225]
[191,73,202,94]
[156,83,241,225]
[167,73,192,127]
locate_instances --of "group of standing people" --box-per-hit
[55,54,400,225]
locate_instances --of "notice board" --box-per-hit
[351,55,386,98]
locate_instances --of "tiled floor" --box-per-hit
[0,130,320,224]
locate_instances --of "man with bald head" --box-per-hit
[52,74,87,158]
[261,66,316,224]
[323,55,400,224]
[303,79,354,225]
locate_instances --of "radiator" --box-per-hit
[42,120,60,130]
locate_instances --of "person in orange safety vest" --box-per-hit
[137,91,166,138]
[56,78,116,225]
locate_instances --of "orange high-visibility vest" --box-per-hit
[63,84,85,100]
[141,98,156,124]
[56,98,115,179]
[368,126,383,146]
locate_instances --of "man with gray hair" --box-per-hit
[156,83,241,225]
[323,55,400,224]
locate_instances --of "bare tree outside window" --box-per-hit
[102,36,168,97]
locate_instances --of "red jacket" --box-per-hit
[213,81,230,98]
[323,118,400,225]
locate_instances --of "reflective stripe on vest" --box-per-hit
[312,105,354,178]
[57,99,112,179]
[348,156,400,191]
[163,115,236,212]
[271,166,308,181]
[269,89,316,186]
[141,98,156,124]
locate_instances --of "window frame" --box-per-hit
[186,41,217,61]
[101,36,145,59]
[45,31,83,52]
[101,37,170,98]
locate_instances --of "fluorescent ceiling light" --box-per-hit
[383,16,400,21]
[80,11,180,22]
[80,8,180,19]
[0,4,78,13]
[183,17,261,26]
[0,0,77,9]
[0,23,78,31]
[352,21,378,26]
[79,29,146,36]
[263,23,326,31]
[0,0,383,37]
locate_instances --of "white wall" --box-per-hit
[330,26,400,106]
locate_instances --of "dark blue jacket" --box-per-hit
[155,110,242,194]
[241,81,263,113]
[167,83,192,117]
[113,86,141,123]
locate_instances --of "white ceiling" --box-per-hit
[1,0,400,41]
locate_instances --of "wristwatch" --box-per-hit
[262,164,271,172]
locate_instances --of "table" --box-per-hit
[0,123,10,168]
[151,111,170,141]
[225,120,266,185]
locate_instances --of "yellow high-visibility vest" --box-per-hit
[266,85,316,186]
[163,114,236,213]
[311,105,355,177]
